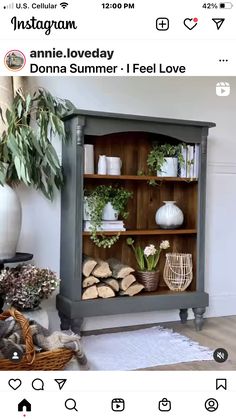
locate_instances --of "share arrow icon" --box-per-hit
[212,18,225,30]
[55,379,67,390]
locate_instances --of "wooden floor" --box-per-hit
[140,315,236,370]
[84,315,236,371]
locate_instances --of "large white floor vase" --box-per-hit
[0,184,22,259]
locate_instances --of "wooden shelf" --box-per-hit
[84,174,198,182]
[83,229,197,236]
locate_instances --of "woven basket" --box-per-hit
[163,253,193,292]
[136,270,160,292]
[0,308,74,371]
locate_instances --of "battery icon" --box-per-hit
[219,2,233,8]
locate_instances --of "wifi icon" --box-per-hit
[60,2,68,8]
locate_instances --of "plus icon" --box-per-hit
[156,18,169,31]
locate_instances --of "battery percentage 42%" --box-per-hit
[202,2,218,8]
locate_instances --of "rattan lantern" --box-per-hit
[163,253,193,292]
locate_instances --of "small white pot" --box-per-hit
[102,202,119,221]
[157,157,178,177]
[0,184,22,259]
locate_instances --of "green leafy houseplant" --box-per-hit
[0,88,74,199]
[85,185,133,248]
[0,264,60,310]
[147,143,185,175]
[127,238,170,271]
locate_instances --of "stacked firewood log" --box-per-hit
[82,257,144,300]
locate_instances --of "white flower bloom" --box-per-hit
[144,244,157,257]
[160,240,170,250]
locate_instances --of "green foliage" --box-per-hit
[147,143,185,174]
[127,238,170,271]
[0,88,75,200]
[85,185,133,248]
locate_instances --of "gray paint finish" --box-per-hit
[57,110,215,333]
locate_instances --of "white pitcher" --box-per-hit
[97,155,107,175]
[106,157,122,175]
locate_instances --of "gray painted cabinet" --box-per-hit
[56,109,215,333]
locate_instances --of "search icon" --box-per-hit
[65,398,78,412]
[32,378,44,391]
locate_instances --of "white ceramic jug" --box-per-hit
[97,155,107,175]
[106,157,122,175]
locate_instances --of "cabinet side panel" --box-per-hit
[60,118,84,300]
[197,134,208,293]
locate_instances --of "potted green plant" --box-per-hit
[0,88,74,259]
[147,143,185,177]
[84,185,133,248]
[127,238,170,291]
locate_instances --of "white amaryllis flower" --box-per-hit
[144,244,157,257]
[160,240,170,250]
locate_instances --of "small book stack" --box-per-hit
[180,144,200,179]
[83,220,126,232]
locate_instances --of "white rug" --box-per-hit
[80,326,213,371]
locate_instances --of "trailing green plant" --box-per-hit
[147,143,185,175]
[0,88,75,199]
[85,185,133,248]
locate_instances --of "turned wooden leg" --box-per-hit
[179,308,188,324]
[71,317,83,335]
[192,307,206,331]
[58,311,71,331]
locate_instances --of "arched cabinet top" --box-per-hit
[63,109,216,143]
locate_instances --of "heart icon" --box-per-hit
[8,378,22,390]
[184,18,198,30]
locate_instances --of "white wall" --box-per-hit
[16,76,236,330]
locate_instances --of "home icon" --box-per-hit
[18,399,31,412]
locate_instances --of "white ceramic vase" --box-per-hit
[97,155,107,175]
[157,157,178,177]
[0,184,22,259]
[102,202,119,221]
[155,201,184,229]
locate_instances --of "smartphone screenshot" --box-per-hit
[0,0,235,417]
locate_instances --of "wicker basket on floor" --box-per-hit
[0,308,74,371]
[163,253,193,292]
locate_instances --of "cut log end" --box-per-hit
[120,281,144,296]
[118,274,136,291]
[82,276,100,288]
[82,256,98,277]
[107,258,135,278]
[97,283,116,298]
[92,259,112,278]
[82,285,98,300]
[101,278,119,292]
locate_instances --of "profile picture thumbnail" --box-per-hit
[4,50,26,71]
